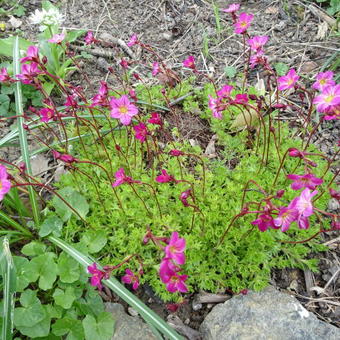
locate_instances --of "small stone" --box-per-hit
[192,301,203,311]
[128,307,138,317]
[162,32,173,41]
[200,286,340,340]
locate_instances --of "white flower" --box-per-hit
[29,8,64,31]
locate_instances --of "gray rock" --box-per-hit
[105,303,157,340]
[200,286,340,340]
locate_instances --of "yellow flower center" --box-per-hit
[241,21,247,27]
[320,79,326,85]
[119,106,128,114]
[325,95,334,103]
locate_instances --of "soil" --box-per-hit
[1,0,339,336]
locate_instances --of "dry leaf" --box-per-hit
[8,16,22,29]
[265,6,279,14]
[204,134,217,158]
[31,154,50,177]
[316,22,328,40]
[300,61,318,73]
[230,107,260,129]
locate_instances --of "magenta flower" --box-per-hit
[312,71,335,92]
[329,188,340,201]
[91,81,108,107]
[152,62,160,76]
[234,93,249,104]
[148,112,163,126]
[87,263,107,290]
[0,68,14,83]
[286,173,323,190]
[251,213,275,232]
[208,95,222,119]
[222,3,240,13]
[16,63,42,84]
[217,84,233,98]
[295,188,317,218]
[159,260,188,293]
[112,168,140,187]
[247,35,269,51]
[278,69,300,91]
[169,149,184,157]
[85,31,96,45]
[133,123,148,142]
[48,33,65,44]
[234,12,254,34]
[288,148,306,159]
[183,56,195,70]
[155,169,176,183]
[0,165,11,201]
[110,95,138,125]
[273,199,299,232]
[127,34,138,47]
[121,269,140,291]
[40,107,55,122]
[120,58,129,69]
[323,105,339,120]
[165,232,186,265]
[249,51,265,69]
[52,150,77,163]
[179,188,191,207]
[313,85,340,113]
[20,45,39,63]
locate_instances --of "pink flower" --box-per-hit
[133,123,148,142]
[273,200,299,232]
[169,149,184,157]
[0,165,11,201]
[323,105,340,120]
[312,71,335,92]
[148,112,163,126]
[121,269,140,290]
[247,35,269,51]
[91,81,108,107]
[85,31,96,45]
[251,213,275,232]
[0,68,14,83]
[217,84,233,98]
[286,173,323,190]
[234,93,249,104]
[156,169,176,183]
[180,189,191,207]
[208,95,222,119]
[288,148,306,159]
[183,56,195,70]
[112,168,140,187]
[234,12,254,34]
[52,150,77,163]
[313,85,340,113]
[159,260,188,293]
[16,63,42,84]
[48,33,65,44]
[165,232,186,265]
[110,95,138,125]
[127,34,138,47]
[294,189,318,229]
[152,62,159,76]
[249,51,265,69]
[87,263,107,290]
[40,108,55,122]
[278,69,299,91]
[222,3,240,13]
[20,45,39,63]
[120,58,129,69]
[329,188,340,201]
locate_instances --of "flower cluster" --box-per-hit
[29,8,64,31]
[159,232,188,293]
[312,72,339,120]
[250,171,324,232]
[0,165,11,201]
[87,263,109,290]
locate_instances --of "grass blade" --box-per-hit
[0,237,16,340]
[13,36,40,225]
[48,236,184,340]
